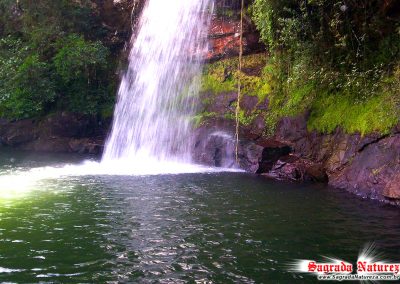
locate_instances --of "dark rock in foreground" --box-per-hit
[0,112,108,155]
[191,114,400,205]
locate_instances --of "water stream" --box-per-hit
[103,0,213,164]
[1,1,400,282]
[0,0,224,193]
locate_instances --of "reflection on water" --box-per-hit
[0,149,240,200]
[0,150,400,283]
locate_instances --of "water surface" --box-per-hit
[0,149,399,283]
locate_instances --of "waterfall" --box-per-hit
[102,0,213,164]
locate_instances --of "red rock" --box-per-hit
[206,16,264,61]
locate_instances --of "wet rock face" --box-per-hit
[256,139,291,173]
[192,119,263,172]
[94,0,264,62]
[262,155,328,183]
[207,16,264,61]
[92,0,146,50]
[0,119,38,146]
[247,139,327,183]
[194,105,399,204]
[0,113,108,155]
[384,173,400,199]
[329,134,400,201]
[273,115,400,203]
[191,118,328,181]
[205,0,264,61]
[39,113,96,138]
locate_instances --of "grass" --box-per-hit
[308,91,399,135]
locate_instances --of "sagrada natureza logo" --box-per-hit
[288,243,400,281]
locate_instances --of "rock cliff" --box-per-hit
[0,0,399,205]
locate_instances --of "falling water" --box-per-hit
[102,0,213,163]
[0,0,242,199]
[0,0,223,198]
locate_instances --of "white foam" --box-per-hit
[0,159,242,199]
[103,0,213,162]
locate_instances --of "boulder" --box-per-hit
[0,119,37,146]
[383,173,400,199]
[192,119,263,172]
[261,154,328,183]
[256,139,291,173]
[38,112,95,138]
[0,112,108,155]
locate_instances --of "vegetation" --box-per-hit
[1,0,399,137]
[0,0,116,119]
[200,0,400,136]
[201,53,269,102]
[200,54,270,126]
[250,0,400,135]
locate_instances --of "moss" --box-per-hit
[201,52,400,136]
[201,72,236,94]
[308,91,399,135]
[236,71,270,102]
[200,54,271,127]
[263,77,399,137]
[263,75,316,135]
[192,111,217,128]
[224,108,261,126]
[201,53,269,100]
[239,109,261,126]
[261,55,400,136]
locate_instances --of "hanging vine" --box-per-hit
[235,0,245,164]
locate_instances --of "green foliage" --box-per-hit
[192,112,217,128]
[250,0,275,48]
[201,54,270,102]
[54,35,108,82]
[53,35,112,114]
[0,37,55,118]
[0,0,116,119]
[261,53,400,136]
[249,0,400,135]
[225,108,262,126]
[252,0,400,68]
